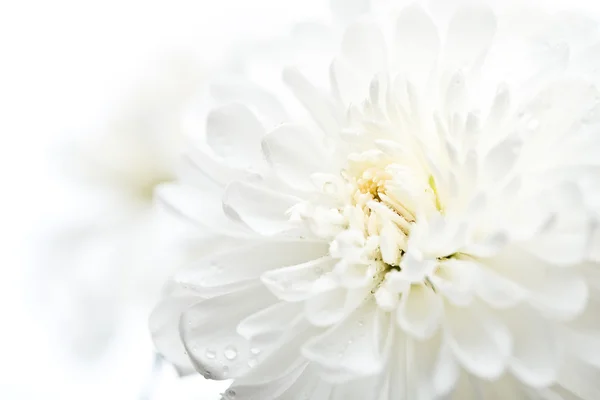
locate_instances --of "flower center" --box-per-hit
[294,147,446,305]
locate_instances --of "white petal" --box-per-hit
[502,306,561,388]
[379,220,404,265]
[223,363,309,400]
[155,183,250,237]
[150,296,199,374]
[396,284,443,340]
[557,355,600,400]
[302,301,389,382]
[205,103,265,170]
[482,137,522,183]
[282,67,342,136]
[304,286,368,327]
[180,286,275,380]
[237,301,303,344]
[262,123,330,191]
[341,21,387,76]
[528,270,589,321]
[233,318,324,389]
[411,334,459,399]
[524,209,591,266]
[222,181,301,235]
[432,259,476,307]
[261,257,336,302]
[444,303,511,380]
[177,241,329,289]
[488,248,589,319]
[330,375,384,400]
[393,4,440,78]
[566,329,600,369]
[210,79,288,125]
[280,366,335,399]
[475,267,527,309]
[444,4,497,69]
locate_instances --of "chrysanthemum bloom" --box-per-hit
[152,2,600,398]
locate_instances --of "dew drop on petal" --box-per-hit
[250,347,261,355]
[205,348,216,359]
[248,358,258,368]
[224,345,238,360]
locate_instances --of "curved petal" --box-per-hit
[304,285,369,327]
[302,301,390,382]
[282,67,342,136]
[262,123,330,191]
[179,285,275,380]
[396,284,443,340]
[444,4,497,69]
[232,318,323,387]
[474,267,527,309]
[149,295,199,374]
[261,257,336,302]
[210,79,288,125]
[222,181,302,235]
[393,5,440,79]
[155,183,251,237]
[205,103,266,170]
[444,303,511,380]
[177,241,329,289]
[502,306,561,388]
[237,301,303,346]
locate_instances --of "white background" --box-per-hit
[1,0,600,399]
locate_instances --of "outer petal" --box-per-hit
[205,103,265,170]
[444,4,497,69]
[444,303,511,380]
[396,283,443,340]
[261,123,331,191]
[261,257,337,302]
[177,241,329,289]
[502,306,561,388]
[222,181,302,235]
[393,5,440,79]
[179,285,274,380]
[282,67,342,137]
[302,301,389,382]
[149,295,199,374]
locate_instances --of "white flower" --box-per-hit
[152,2,600,399]
[38,57,205,359]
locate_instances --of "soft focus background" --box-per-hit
[0,1,324,399]
[2,0,600,399]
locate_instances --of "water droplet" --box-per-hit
[248,358,258,368]
[358,320,364,327]
[224,345,238,360]
[226,389,236,399]
[347,339,353,345]
[222,365,229,376]
[250,347,261,355]
[205,348,216,359]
